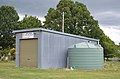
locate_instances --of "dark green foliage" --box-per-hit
[0,6,19,49]
[0,49,9,57]
[118,44,120,51]
[0,49,9,61]
[100,36,118,58]
[115,45,120,58]
[19,15,42,29]
[44,0,101,37]
[0,48,15,61]
[44,0,118,58]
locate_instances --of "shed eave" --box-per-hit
[12,28,42,33]
[13,28,99,41]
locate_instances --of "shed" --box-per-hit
[13,28,99,68]
[68,42,104,70]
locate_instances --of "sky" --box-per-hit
[0,0,120,45]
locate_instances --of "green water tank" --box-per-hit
[68,42,104,70]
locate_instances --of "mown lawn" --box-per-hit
[0,61,120,79]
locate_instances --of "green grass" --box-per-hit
[0,61,120,79]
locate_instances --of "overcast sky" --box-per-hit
[0,0,120,45]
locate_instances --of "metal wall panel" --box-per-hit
[41,32,98,68]
[15,33,21,67]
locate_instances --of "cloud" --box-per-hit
[100,24,120,45]
[95,11,120,18]
[93,11,120,29]
[19,13,45,21]
[75,0,120,31]
[18,14,24,21]
[0,0,59,17]
[78,0,120,12]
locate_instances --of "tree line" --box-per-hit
[0,0,119,60]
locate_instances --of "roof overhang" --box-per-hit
[13,28,99,42]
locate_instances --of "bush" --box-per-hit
[0,49,9,61]
[115,52,120,58]
[10,48,16,60]
[0,48,16,61]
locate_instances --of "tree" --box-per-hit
[44,0,118,58]
[44,0,104,38]
[100,36,118,59]
[19,15,42,29]
[0,6,19,49]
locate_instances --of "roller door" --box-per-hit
[20,39,38,67]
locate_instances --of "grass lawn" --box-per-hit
[0,61,120,79]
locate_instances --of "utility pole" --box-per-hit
[62,12,64,32]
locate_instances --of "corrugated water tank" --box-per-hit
[68,42,104,70]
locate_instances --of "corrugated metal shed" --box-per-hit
[13,28,99,68]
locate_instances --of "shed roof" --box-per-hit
[13,28,99,41]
